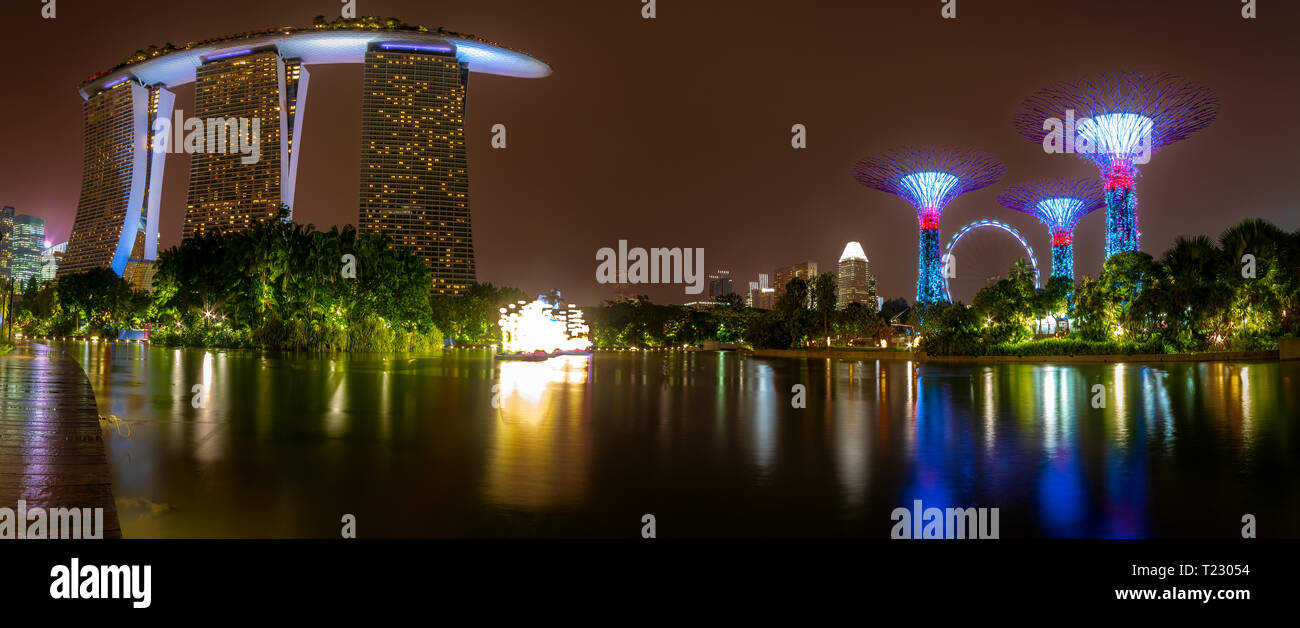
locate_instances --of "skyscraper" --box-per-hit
[774,261,818,298]
[64,24,548,283]
[41,241,67,283]
[10,215,45,284]
[359,43,474,295]
[0,206,13,278]
[60,80,171,278]
[836,241,876,310]
[183,50,307,239]
[708,270,734,298]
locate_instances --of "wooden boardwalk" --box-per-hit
[0,343,121,538]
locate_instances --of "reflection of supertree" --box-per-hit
[1015,71,1218,259]
[853,146,1005,304]
[997,178,1105,282]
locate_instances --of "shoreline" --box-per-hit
[741,348,1282,364]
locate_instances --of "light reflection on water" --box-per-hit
[58,341,1300,538]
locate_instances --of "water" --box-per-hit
[61,341,1300,538]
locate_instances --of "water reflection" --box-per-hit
[486,356,592,509]
[56,341,1300,538]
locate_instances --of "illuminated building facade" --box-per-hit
[774,262,818,298]
[0,206,12,278]
[359,43,474,295]
[183,50,307,239]
[836,241,876,310]
[41,242,67,283]
[65,24,548,283]
[60,81,171,278]
[10,215,46,284]
[708,270,734,298]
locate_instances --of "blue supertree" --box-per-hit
[1015,71,1218,259]
[997,178,1106,283]
[853,146,1005,305]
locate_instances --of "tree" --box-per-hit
[919,303,983,356]
[810,272,838,342]
[1099,251,1157,336]
[973,259,1036,344]
[774,278,814,346]
[713,292,745,311]
[835,301,886,344]
[1137,235,1231,348]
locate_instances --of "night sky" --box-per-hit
[1,0,1296,304]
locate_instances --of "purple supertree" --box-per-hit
[997,178,1106,283]
[853,146,1005,304]
[1014,71,1218,259]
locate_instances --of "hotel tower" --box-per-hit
[183,49,308,239]
[359,43,475,295]
[60,81,173,279]
[61,24,549,294]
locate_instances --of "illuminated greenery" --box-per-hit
[15,267,149,337]
[587,273,891,350]
[922,218,1299,355]
[147,220,441,351]
[430,283,529,345]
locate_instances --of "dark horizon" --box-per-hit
[2,0,1297,304]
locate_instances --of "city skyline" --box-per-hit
[1,0,1298,305]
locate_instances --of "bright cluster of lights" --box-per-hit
[1051,242,1074,282]
[1034,198,1094,234]
[1015,72,1219,262]
[1105,186,1140,258]
[498,299,592,354]
[998,178,1105,281]
[1075,113,1154,158]
[853,146,1005,305]
[899,172,960,216]
[917,228,946,304]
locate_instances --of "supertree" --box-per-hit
[1015,71,1218,259]
[997,178,1105,282]
[853,146,1005,305]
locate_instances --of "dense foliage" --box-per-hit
[922,219,1299,356]
[144,221,440,351]
[586,272,894,349]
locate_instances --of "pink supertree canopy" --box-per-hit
[1013,70,1219,164]
[853,146,1004,304]
[1013,71,1218,258]
[998,177,1106,242]
[852,146,1006,228]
